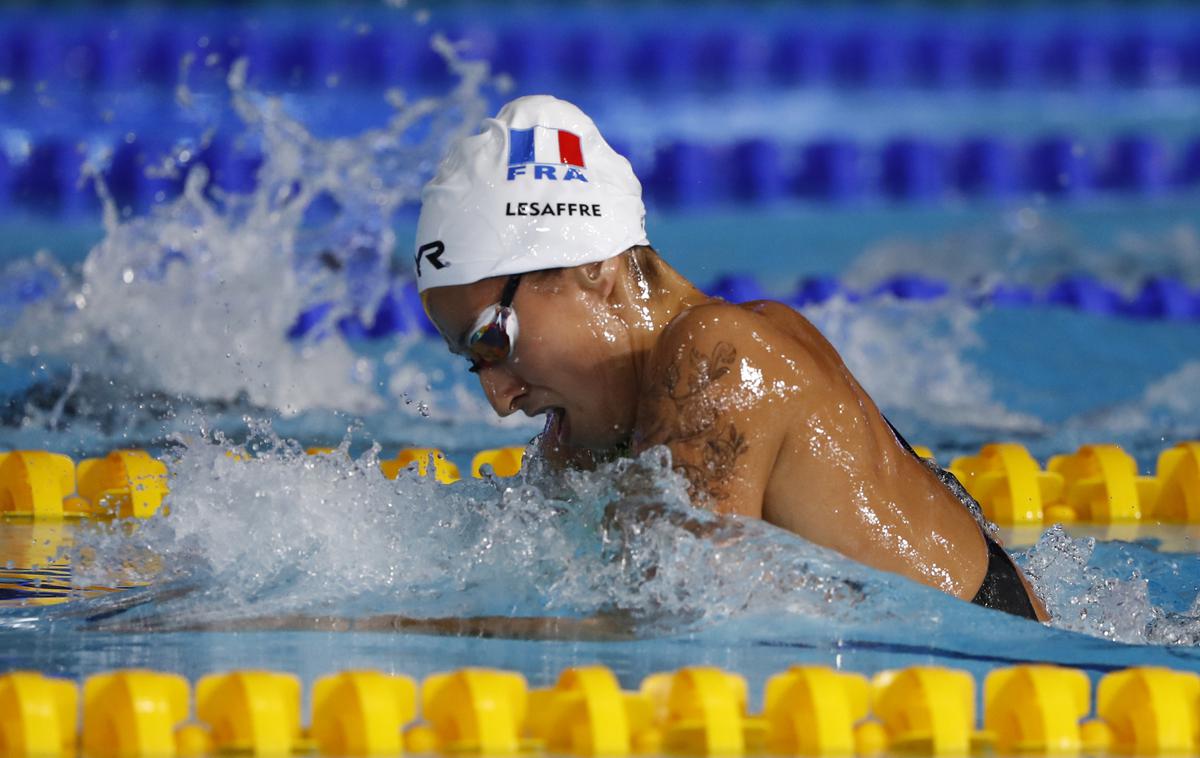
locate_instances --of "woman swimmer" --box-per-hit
[415,95,1047,622]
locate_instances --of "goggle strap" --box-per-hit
[499,274,521,308]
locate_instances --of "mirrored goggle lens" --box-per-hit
[467,315,512,366]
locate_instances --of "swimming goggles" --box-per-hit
[465,275,522,373]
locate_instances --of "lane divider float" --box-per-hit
[1,11,1198,95]
[2,664,1198,757]
[0,446,528,521]
[6,133,1200,219]
[947,442,1200,526]
[5,269,1195,349]
[280,270,1200,344]
[1,442,1196,527]
[276,270,1199,345]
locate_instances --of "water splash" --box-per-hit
[57,427,893,633]
[29,426,1200,654]
[2,34,504,425]
[1043,359,1200,469]
[1143,362,1200,420]
[843,207,1200,292]
[1018,525,1200,646]
[802,296,1042,434]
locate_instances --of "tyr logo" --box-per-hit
[415,240,448,276]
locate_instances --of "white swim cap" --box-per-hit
[414,95,650,292]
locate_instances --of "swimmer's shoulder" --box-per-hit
[741,298,827,338]
[661,298,788,341]
[654,300,762,364]
[635,301,794,516]
[648,297,825,390]
[653,298,823,373]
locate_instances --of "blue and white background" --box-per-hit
[2,0,1200,698]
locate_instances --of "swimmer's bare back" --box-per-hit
[624,299,1041,614]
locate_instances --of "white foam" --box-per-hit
[5,35,504,420]
[67,430,900,630]
[843,208,1200,292]
[48,429,1200,649]
[802,296,1042,433]
[1143,361,1200,417]
[1056,360,1200,451]
[1019,525,1200,645]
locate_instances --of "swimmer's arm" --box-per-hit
[147,612,639,640]
[632,304,793,518]
[350,612,638,639]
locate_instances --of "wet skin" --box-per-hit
[423,252,1048,620]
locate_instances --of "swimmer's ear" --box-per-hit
[572,259,619,300]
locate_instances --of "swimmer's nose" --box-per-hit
[478,366,527,417]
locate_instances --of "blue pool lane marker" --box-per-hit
[4,269,1191,341]
[5,132,1200,217]
[3,266,1192,342]
[0,10,1199,93]
[275,272,1199,342]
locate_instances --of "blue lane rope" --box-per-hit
[2,268,1195,340]
[281,272,1200,341]
[1,11,1199,93]
[2,133,1199,216]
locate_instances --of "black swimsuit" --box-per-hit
[885,419,1040,620]
[971,534,1040,618]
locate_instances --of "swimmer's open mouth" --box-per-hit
[545,407,570,445]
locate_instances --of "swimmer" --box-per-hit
[416,95,1047,622]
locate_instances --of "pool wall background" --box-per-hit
[4,2,1200,319]
[3,0,1200,718]
[2,1,1199,460]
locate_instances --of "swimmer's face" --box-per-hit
[423,263,640,450]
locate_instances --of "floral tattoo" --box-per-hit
[640,341,749,502]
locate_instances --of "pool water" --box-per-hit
[3,3,1200,708]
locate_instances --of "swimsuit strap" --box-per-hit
[884,415,921,458]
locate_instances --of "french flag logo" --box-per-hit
[508,127,586,168]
